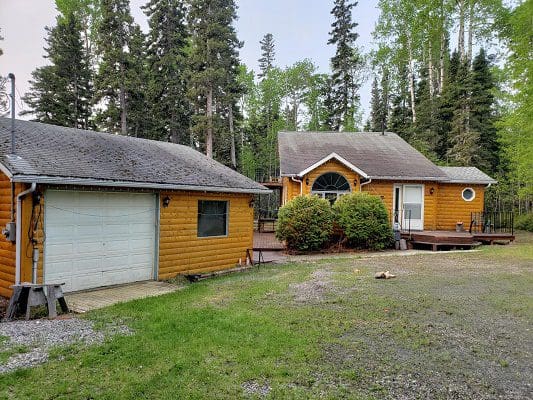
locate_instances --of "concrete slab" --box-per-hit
[65,281,181,313]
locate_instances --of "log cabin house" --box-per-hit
[0,119,269,298]
[277,131,511,248]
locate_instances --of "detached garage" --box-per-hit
[0,119,269,297]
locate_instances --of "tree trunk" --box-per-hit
[457,0,465,60]
[206,85,213,158]
[119,61,127,135]
[428,40,434,99]
[292,96,298,130]
[229,105,236,169]
[467,0,474,63]
[170,109,179,144]
[407,37,417,123]
[439,29,445,94]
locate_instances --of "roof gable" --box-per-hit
[297,152,369,178]
[0,118,269,194]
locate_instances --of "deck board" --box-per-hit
[401,230,514,250]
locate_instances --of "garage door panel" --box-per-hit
[46,260,73,275]
[46,243,75,257]
[130,238,153,250]
[104,223,131,234]
[130,252,154,264]
[45,191,156,292]
[101,243,130,253]
[46,225,75,239]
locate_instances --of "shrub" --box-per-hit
[275,195,334,251]
[515,213,533,232]
[333,192,393,250]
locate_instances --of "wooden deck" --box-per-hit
[401,230,514,251]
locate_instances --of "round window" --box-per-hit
[462,188,475,202]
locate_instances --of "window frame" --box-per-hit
[197,200,229,238]
[310,172,352,204]
[461,187,476,202]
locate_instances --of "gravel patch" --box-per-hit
[242,380,271,397]
[0,317,131,373]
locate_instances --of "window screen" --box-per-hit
[198,200,228,237]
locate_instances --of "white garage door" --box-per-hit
[44,190,157,292]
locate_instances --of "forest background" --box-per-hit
[0,0,531,213]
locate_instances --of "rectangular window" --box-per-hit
[197,200,228,237]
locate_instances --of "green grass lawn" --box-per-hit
[1,233,532,399]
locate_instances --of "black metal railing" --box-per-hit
[470,211,514,235]
[258,208,278,220]
[255,168,281,184]
[393,209,412,236]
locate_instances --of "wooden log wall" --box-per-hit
[0,174,40,298]
[158,191,254,279]
[436,184,485,230]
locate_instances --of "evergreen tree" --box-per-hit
[258,33,275,79]
[470,48,499,173]
[327,0,364,131]
[187,0,242,159]
[22,12,92,129]
[125,25,149,138]
[412,67,441,159]
[94,0,137,135]
[143,0,190,143]
[389,65,412,140]
[380,68,390,132]
[369,77,381,132]
[447,53,479,166]
[369,77,383,131]
[218,28,244,167]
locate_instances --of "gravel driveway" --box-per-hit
[0,317,130,373]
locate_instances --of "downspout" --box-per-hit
[359,178,372,192]
[291,176,303,196]
[15,183,37,285]
[8,74,16,224]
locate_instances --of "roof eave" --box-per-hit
[446,179,498,185]
[12,175,272,195]
[368,176,449,182]
[0,161,13,178]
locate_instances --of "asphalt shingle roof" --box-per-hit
[438,167,497,184]
[278,131,450,181]
[0,118,269,194]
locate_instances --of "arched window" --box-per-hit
[311,172,351,204]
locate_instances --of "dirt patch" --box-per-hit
[313,249,533,399]
[289,269,335,303]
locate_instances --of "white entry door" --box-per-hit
[44,190,157,292]
[401,185,424,230]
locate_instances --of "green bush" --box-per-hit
[515,213,533,232]
[275,195,334,251]
[333,192,393,250]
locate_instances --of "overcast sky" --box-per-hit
[0,0,380,120]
